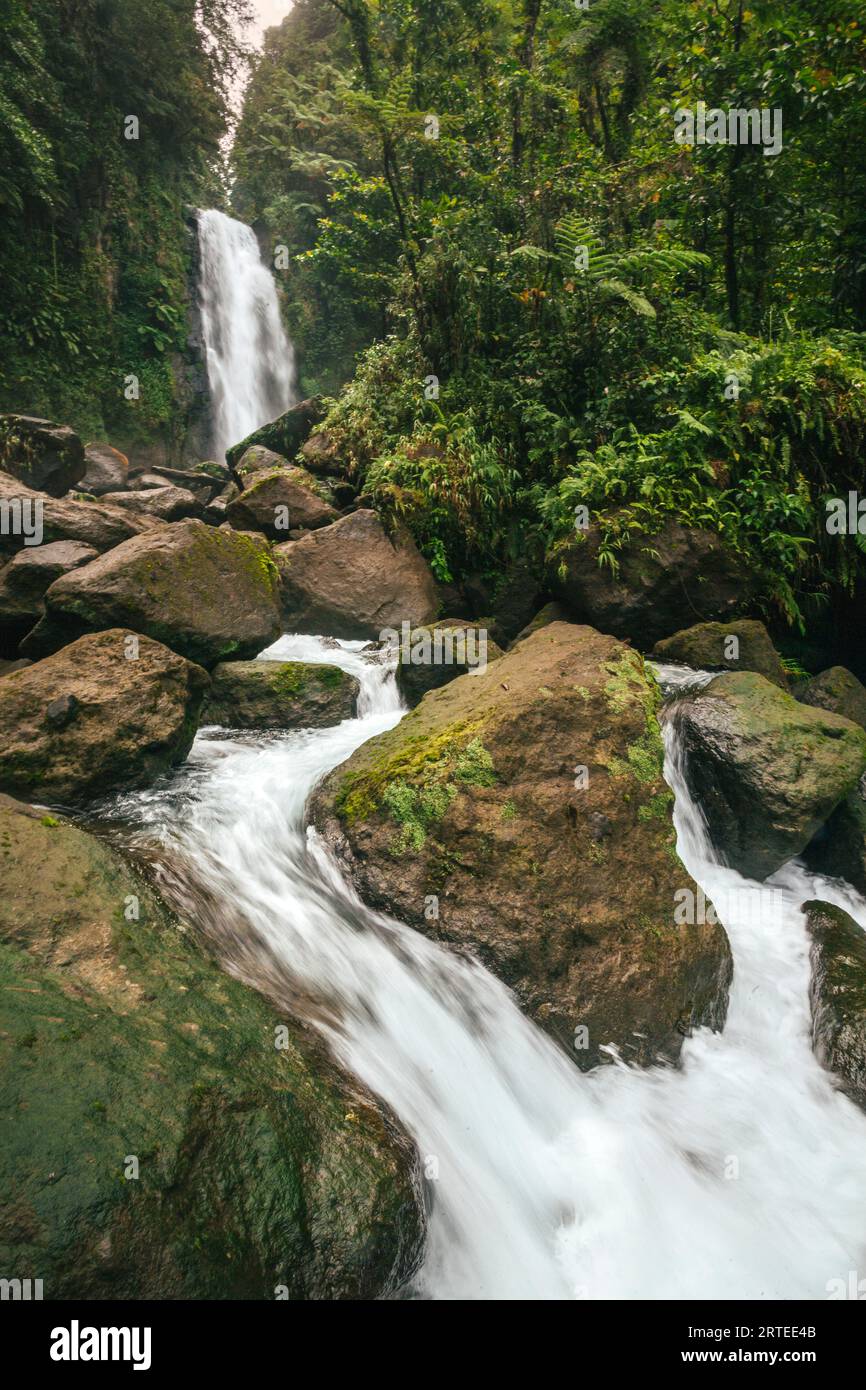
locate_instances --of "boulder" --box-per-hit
[513,601,568,644]
[204,480,240,526]
[804,900,866,1113]
[551,518,751,648]
[100,485,204,522]
[234,444,290,486]
[0,414,86,496]
[227,466,338,538]
[0,658,29,677]
[0,540,98,655]
[653,620,788,688]
[0,470,157,559]
[80,442,129,495]
[0,631,208,804]
[395,622,504,706]
[674,672,866,880]
[226,396,325,471]
[22,520,282,668]
[131,463,225,501]
[462,558,545,645]
[0,796,423,1298]
[311,622,732,1068]
[205,660,358,730]
[300,431,347,477]
[796,666,866,731]
[276,510,438,641]
[804,781,866,896]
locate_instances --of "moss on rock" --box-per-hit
[0,795,423,1299]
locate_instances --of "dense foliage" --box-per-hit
[0,0,249,450]
[235,0,866,639]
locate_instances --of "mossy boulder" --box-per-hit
[550,518,751,648]
[804,900,866,1113]
[395,622,504,706]
[276,510,438,641]
[234,444,290,484]
[312,622,732,1070]
[674,671,866,880]
[0,415,85,497]
[225,397,324,471]
[653,619,788,688]
[205,660,358,730]
[0,795,423,1298]
[0,630,209,805]
[796,666,866,731]
[227,466,338,538]
[21,519,282,667]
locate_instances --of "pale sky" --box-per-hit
[245,0,295,49]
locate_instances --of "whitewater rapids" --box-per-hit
[113,636,866,1299]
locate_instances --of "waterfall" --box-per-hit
[197,208,297,461]
[109,642,866,1299]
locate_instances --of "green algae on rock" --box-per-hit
[653,619,788,689]
[0,795,424,1299]
[312,622,732,1070]
[674,671,866,880]
[21,519,282,667]
[204,659,358,730]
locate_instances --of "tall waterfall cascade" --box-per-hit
[197,208,297,461]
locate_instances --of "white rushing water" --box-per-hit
[197,208,297,460]
[118,638,866,1299]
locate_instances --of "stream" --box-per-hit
[105,636,866,1300]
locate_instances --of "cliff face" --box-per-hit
[0,1,233,465]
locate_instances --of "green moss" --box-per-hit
[606,727,665,785]
[339,726,498,854]
[452,738,496,787]
[637,790,674,822]
[383,779,457,852]
[334,718,484,825]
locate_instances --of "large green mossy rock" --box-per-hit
[0,796,423,1299]
[227,465,338,537]
[653,619,788,689]
[312,622,732,1070]
[804,900,866,1113]
[205,660,358,730]
[675,671,866,880]
[21,519,282,667]
[796,666,866,731]
[225,398,324,472]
